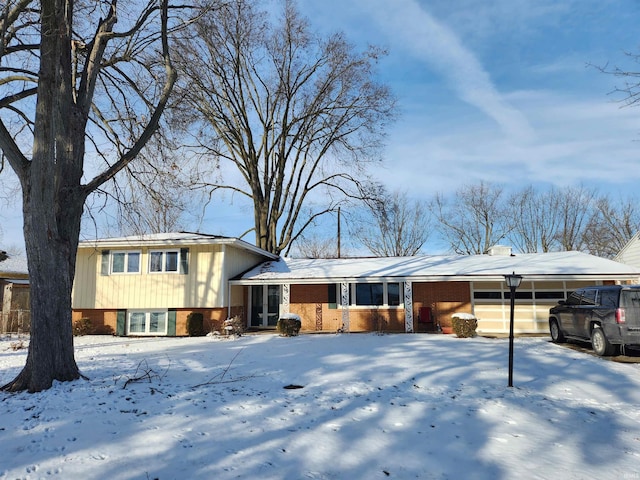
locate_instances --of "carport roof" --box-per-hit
[0,255,28,278]
[233,251,640,284]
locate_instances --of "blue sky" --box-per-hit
[204,0,640,251]
[2,0,640,253]
[296,0,640,192]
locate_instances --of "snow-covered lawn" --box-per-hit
[1,333,640,479]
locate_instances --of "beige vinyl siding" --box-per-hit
[73,243,266,310]
[616,235,640,268]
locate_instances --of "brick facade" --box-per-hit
[412,282,472,333]
[72,307,241,336]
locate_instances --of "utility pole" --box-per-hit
[337,207,341,258]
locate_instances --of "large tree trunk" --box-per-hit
[0,1,177,393]
[1,0,83,393]
[4,195,84,392]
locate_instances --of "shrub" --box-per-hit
[223,315,245,336]
[187,312,205,337]
[73,317,93,336]
[277,314,301,336]
[451,313,477,338]
[93,324,115,335]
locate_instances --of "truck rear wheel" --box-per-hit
[591,327,617,356]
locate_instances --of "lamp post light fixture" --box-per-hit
[504,272,523,388]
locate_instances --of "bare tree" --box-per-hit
[431,181,511,255]
[507,186,563,253]
[583,194,640,258]
[104,133,209,236]
[355,189,431,256]
[173,0,395,255]
[554,185,597,252]
[290,232,339,259]
[0,1,180,392]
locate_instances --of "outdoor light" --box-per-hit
[505,272,523,289]
[504,271,522,388]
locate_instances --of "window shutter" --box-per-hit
[168,310,177,336]
[101,250,110,275]
[116,310,126,336]
[179,248,189,275]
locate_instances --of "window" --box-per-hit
[580,289,597,306]
[534,291,565,300]
[127,310,168,335]
[388,283,401,306]
[504,291,533,300]
[149,250,179,273]
[474,291,502,300]
[111,251,141,274]
[566,291,582,306]
[356,283,384,306]
[337,282,403,307]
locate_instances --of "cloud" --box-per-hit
[364,0,535,142]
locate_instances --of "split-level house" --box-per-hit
[72,232,277,335]
[73,234,640,336]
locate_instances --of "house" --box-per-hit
[615,232,640,268]
[0,255,30,334]
[230,246,640,335]
[73,233,640,337]
[72,232,277,336]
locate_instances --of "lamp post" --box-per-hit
[504,272,522,388]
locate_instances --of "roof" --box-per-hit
[0,255,29,277]
[78,231,278,260]
[233,251,640,284]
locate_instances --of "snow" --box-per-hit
[1,333,640,479]
[238,252,640,283]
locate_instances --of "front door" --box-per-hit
[250,285,281,327]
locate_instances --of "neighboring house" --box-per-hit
[0,255,30,334]
[615,232,640,268]
[230,246,640,335]
[72,232,277,336]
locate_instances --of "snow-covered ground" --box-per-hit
[1,333,640,480]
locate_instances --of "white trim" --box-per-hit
[79,232,278,260]
[341,282,349,332]
[126,309,169,336]
[404,281,413,333]
[148,249,180,274]
[110,250,141,274]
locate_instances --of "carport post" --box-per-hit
[504,272,523,388]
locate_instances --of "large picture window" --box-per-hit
[330,282,403,307]
[111,251,141,274]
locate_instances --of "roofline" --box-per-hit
[230,273,640,285]
[78,232,278,260]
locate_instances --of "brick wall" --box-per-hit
[412,282,471,332]
[72,307,237,336]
